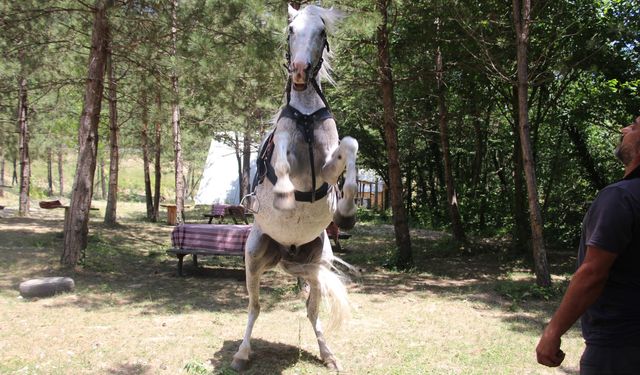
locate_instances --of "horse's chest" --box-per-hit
[254,185,332,246]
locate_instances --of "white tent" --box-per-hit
[194,138,257,205]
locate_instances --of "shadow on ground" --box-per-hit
[211,338,324,374]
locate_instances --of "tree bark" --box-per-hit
[61,0,110,266]
[512,105,529,252]
[152,93,162,222]
[104,50,119,225]
[0,154,4,197]
[436,44,467,244]
[12,157,18,186]
[99,157,106,200]
[170,0,185,224]
[375,0,413,269]
[242,127,252,200]
[57,148,64,196]
[141,88,154,220]
[47,147,53,196]
[234,132,243,201]
[18,74,30,216]
[513,0,551,287]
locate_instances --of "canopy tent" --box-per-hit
[194,138,257,205]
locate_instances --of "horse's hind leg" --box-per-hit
[306,273,342,371]
[323,136,358,230]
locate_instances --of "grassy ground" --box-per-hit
[0,193,584,374]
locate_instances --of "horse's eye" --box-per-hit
[289,26,294,34]
[320,30,326,37]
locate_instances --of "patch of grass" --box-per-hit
[495,278,566,311]
[184,360,211,374]
[0,202,586,374]
[356,206,391,224]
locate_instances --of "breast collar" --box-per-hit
[263,105,333,203]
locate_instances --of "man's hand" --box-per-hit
[536,331,566,367]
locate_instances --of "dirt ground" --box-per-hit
[0,202,584,374]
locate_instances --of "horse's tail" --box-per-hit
[317,259,351,331]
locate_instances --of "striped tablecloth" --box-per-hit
[171,224,251,255]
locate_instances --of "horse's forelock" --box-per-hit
[292,5,344,34]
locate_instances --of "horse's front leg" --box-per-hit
[322,136,358,230]
[272,130,296,210]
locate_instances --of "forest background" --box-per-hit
[0,0,638,285]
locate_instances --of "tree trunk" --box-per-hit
[242,127,252,200]
[18,74,30,216]
[234,132,243,202]
[376,0,413,269]
[47,147,53,196]
[0,154,4,197]
[104,50,119,225]
[436,44,466,244]
[170,0,185,224]
[513,0,551,287]
[152,92,162,222]
[141,88,154,220]
[99,157,106,200]
[12,157,18,186]
[512,87,529,252]
[57,148,64,196]
[61,1,110,266]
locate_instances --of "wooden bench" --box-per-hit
[203,204,249,224]
[168,223,250,276]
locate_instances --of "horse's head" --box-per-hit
[287,5,342,91]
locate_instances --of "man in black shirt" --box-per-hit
[537,116,640,374]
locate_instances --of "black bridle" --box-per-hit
[284,26,331,109]
[253,25,334,203]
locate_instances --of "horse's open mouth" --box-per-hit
[293,82,307,91]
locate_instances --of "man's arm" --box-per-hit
[536,246,618,367]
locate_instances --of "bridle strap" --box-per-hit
[265,27,332,203]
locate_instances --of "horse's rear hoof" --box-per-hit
[231,358,250,372]
[324,357,342,371]
[274,192,295,211]
[333,215,356,231]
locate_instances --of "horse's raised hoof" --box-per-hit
[274,192,295,211]
[333,215,356,231]
[230,357,250,372]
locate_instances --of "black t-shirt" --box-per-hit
[579,167,640,346]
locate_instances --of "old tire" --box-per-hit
[19,277,75,298]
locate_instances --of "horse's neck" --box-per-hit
[289,79,325,114]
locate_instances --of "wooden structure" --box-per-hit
[355,178,387,210]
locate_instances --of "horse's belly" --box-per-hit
[254,187,333,246]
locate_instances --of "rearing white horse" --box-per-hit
[231,4,358,372]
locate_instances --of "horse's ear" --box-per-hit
[288,4,298,20]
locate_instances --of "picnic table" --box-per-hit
[168,223,250,276]
[39,200,99,220]
[203,204,250,224]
